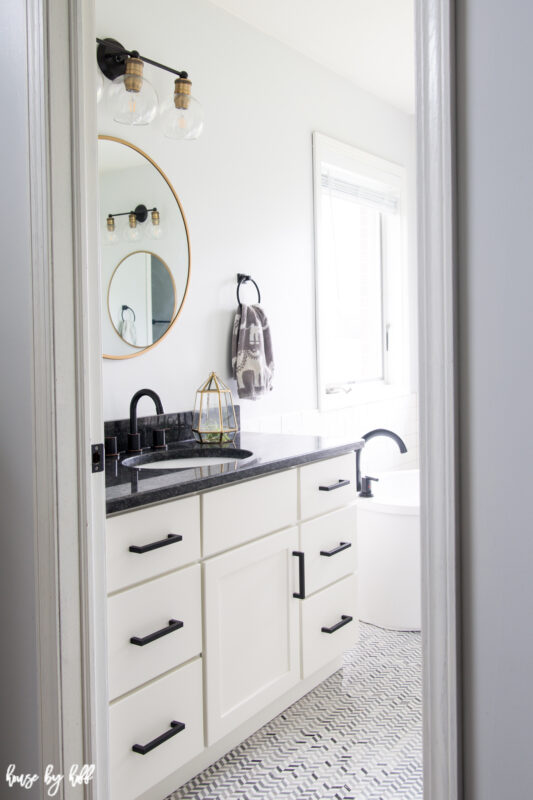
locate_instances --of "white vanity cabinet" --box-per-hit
[297,454,359,678]
[203,526,300,744]
[105,450,360,799]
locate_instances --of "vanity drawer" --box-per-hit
[301,573,359,678]
[108,564,202,700]
[106,495,200,593]
[299,454,357,520]
[300,505,357,595]
[202,470,297,557]
[109,658,203,800]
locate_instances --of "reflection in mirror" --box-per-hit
[98,136,190,359]
[108,251,176,348]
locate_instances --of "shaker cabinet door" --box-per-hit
[204,527,300,745]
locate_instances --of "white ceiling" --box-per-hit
[208,0,415,114]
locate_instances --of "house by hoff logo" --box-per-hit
[6,764,95,795]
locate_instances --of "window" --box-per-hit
[313,133,409,409]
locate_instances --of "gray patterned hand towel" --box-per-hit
[231,304,274,399]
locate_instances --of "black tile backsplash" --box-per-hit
[104,406,241,453]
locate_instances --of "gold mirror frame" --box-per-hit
[99,135,191,360]
[107,250,178,348]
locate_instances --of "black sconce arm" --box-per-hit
[107,205,157,224]
[96,37,188,81]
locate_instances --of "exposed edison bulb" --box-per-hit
[124,213,142,242]
[105,57,158,125]
[103,215,119,245]
[148,209,164,240]
[161,77,203,140]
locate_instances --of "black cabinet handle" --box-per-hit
[321,614,353,634]
[132,720,185,755]
[129,533,183,554]
[130,619,183,647]
[320,541,352,557]
[319,479,350,492]
[292,551,305,599]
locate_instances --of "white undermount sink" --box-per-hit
[138,455,245,470]
[121,446,254,471]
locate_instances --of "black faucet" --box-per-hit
[356,428,408,492]
[127,389,164,453]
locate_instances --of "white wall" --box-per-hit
[0,0,41,792]
[96,0,418,462]
[456,2,533,798]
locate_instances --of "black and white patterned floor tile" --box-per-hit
[167,623,422,800]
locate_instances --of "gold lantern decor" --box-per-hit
[192,372,238,444]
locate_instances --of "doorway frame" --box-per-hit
[31,1,460,798]
[416,2,461,799]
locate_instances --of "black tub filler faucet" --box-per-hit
[356,428,408,496]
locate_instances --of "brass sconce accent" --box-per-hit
[97,37,203,138]
[105,204,161,243]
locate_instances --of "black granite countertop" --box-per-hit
[105,432,364,515]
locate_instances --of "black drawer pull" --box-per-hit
[319,479,350,492]
[292,551,305,599]
[130,619,183,647]
[321,614,353,634]
[132,720,185,755]
[129,533,183,554]
[320,541,352,557]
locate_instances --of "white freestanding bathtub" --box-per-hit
[357,469,421,631]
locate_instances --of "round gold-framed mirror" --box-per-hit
[98,135,191,359]
[107,251,177,348]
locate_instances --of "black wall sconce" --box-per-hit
[105,204,162,243]
[96,37,203,139]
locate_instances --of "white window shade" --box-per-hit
[321,166,400,215]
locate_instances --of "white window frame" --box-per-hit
[312,132,411,410]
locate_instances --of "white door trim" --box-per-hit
[30,1,460,798]
[26,0,63,780]
[29,0,108,796]
[416,2,461,799]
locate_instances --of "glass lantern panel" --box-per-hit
[225,393,237,431]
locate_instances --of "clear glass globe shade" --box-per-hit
[102,228,119,246]
[161,95,204,140]
[105,75,158,125]
[148,222,164,240]
[96,69,104,104]
[124,224,142,243]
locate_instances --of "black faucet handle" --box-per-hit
[127,432,142,453]
[359,475,379,498]
[152,428,168,449]
[105,436,118,458]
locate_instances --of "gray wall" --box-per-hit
[456,1,533,797]
[0,0,40,795]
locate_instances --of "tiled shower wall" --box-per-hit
[240,392,419,475]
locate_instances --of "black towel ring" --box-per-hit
[237,273,261,307]
[121,304,136,322]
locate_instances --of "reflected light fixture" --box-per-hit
[103,214,119,245]
[148,209,164,240]
[125,212,142,242]
[105,204,162,243]
[97,37,203,138]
